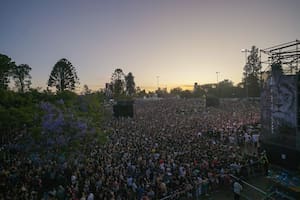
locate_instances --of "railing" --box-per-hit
[158,163,266,200]
[230,174,267,200]
[159,163,296,200]
[159,187,193,200]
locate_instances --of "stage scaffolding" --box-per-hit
[260,40,300,167]
[260,40,300,75]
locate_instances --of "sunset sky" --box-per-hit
[1,0,299,91]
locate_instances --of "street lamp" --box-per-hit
[241,49,250,98]
[216,72,220,84]
[216,72,220,97]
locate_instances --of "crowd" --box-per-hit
[0,98,264,199]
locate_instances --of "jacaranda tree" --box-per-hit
[48,58,79,92]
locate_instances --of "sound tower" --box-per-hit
[297,72,300,151]
[260,66,300,170]
[113,100,134,118]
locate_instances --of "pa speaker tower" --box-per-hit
[113,100,134,118]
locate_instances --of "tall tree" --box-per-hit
[12,64,32,92]
[193,82,205,97]
[218,79,234,98]
[155,87,168,98]
[82,84,92,95]
[48,58,79,92]
[0,54,15,90]
[170,87,182,96]
[243,46,261,97]
[111,68,125,97]
[125,72,135,96]
[135,86,146,97]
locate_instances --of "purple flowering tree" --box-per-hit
[39,100,91,153]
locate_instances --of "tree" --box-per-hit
[202,83,218,97]
[247,73,260,97]
[243,46,261,97]
[218,79,234,98]
[125,72,135,96]
[135,86,146,97]
[155,87,168,98]
[0,54,15,90]
[181,90,193,98]
[12,64,32,92]
[193,82,205,97]
[170,87,182,96]
[111,68,125,97]
[48,58,79,92]
[82,84,92,95]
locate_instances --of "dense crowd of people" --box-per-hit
[0,98,264,199]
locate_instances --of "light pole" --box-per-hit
[241,49,250,98]
[156,76,160,89]
[216,72,220,84]
[216,72,220,97]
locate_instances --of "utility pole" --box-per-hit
[216,72,220,84]
[216,72,220,97]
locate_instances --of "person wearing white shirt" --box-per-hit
[233,180,243,200]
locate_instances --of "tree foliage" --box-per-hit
[125,72,135,96]
[48,58,79,92]
[170,87,183,96]
[111,68,125,97]
[218,79,235,98]
[155,87,168,98]
[243,46,261,97]
[0,54,15,90]
[244,46,261,76]
[12,64,32,92]
[193,82,205,97]
[82,84,92,95]
[181,90,193,98]
[135,86,146,97]
[0,88,106,156]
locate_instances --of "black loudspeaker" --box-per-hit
[113,100,134,118]
[205,95,219,107]
[260,141,300,170]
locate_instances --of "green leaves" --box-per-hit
[111,68,125,98]
[243,46,261,97]
[0,54,16,90]
[12,64,32,92]
[110,69,136,99]
[48,58,79,92]
[125,72,136,96]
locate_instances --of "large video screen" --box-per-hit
[261,69,297,148]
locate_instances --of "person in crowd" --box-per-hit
[0,98,261,199]
[233,179,243,200]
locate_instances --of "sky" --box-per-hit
[0,0,299,91]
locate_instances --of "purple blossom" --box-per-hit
[76,120,88,132]
[56,135,67,145]
[46,138,55,145]
[41,111,64,134]
[38,101,92,151]
[40,102,55,113]
[57,99,64,105]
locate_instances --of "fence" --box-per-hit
[230,174,268,200]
